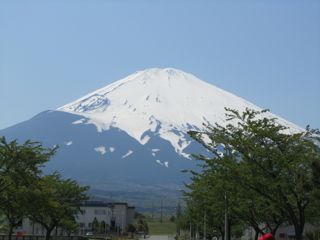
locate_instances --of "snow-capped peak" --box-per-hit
[57,68,302,156]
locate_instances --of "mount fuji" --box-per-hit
[0,68,302,206]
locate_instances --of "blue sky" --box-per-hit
[0,0,319,129]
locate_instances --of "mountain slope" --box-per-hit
[0,68,303,207]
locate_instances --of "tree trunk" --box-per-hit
[218,227,224,240]
[45,228,53,240]
[227,219,231,240]
[270,223,280,236]
[294,225,304,240]
[254,229,260,240]
[219,227,225,240]
[8,225,14,240]
[290,207,305,240]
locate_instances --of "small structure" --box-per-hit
[17,200,135,236]
[77,201,113,235]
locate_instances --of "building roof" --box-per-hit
[81,201,111,207]
[81,201,133,208]
[112,202,128,206]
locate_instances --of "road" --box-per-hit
[140,235,175,240]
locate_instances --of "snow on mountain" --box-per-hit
[122,150,133,159]
[95,146,106,155]
[0,68,306,206]
[64,140,73,146]
[58,68,302,157]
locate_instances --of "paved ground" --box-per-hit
[140,235,174,240]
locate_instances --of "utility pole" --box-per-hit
[176,200,182,236]
[190,222,192,240]
[160,200,163,223]
[152,201,154,219]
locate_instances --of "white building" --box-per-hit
[78,201,136,234]
[18,201,135,236]
[77,201,113,235]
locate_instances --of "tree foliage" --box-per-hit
[0,137,56,239]
[184,108,320,240]
[0,137,55,194]
[26,173,89,240]
[92,217,99,233]
[0,136,89,239]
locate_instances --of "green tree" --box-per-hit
[92,217,99,234]
[126,223,136,238]
[189,108,320,240]
[100,220,107,234]
[59,216,78,239]
[136,219,149,235]
[26,173,89,240]
[185,169,243,240]
[0,137,55,194]
[0,137,56,240]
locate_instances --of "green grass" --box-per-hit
[147,219,176,235]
